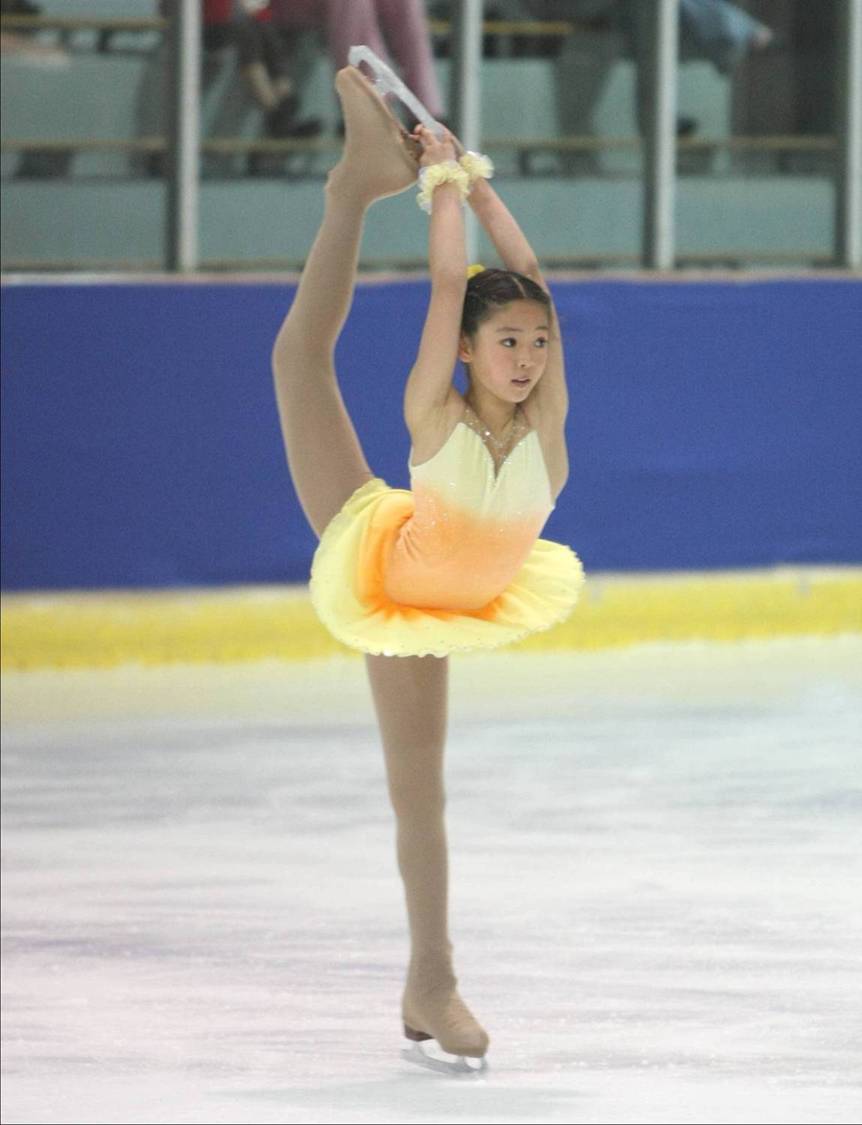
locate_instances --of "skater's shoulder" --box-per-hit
[407,390,466,471]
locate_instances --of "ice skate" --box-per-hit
[348,44,446,140]
[400,960,489,1076]
[331,64,420,202]
[401,1034,488,1076]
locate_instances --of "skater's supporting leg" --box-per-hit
[364,652,489,1058]
[366,653,450,956]
[272,68,418,538]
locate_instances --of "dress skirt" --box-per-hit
[309,477,585,658]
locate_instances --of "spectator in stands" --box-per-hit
[142,2,320,176]
[268,0,446,127]
[524,0,778,142]
[201,1,321,156]
[624,0,778,137]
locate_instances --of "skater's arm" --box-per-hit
[468,179,568,421]
[468,178,540,280]
[404,131,467,432]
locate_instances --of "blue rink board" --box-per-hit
[1,277,860,591]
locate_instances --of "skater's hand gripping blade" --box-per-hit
[401,1040,489,1077]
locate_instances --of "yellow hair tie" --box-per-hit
[459,150,494,187]
[416,160,470,213]
[466,263,485,279]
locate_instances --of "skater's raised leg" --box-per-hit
[272,67,419,538]
[365,652,489,1060]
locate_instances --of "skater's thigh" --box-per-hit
[274,355,374,538]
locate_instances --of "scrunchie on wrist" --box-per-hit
[458,150,494,188]
[416,160,470,213]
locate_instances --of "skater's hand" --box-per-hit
[415,124,457,167]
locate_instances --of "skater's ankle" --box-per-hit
[406,952,457,993]
[325,163,374,208]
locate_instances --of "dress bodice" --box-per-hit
[382,411,555,611]
[410,412,553,513]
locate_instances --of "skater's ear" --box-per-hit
[457,332,474,364]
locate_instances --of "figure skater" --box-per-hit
[271,65,584,1072]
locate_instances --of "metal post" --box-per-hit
[643,0,679,270]
[835,0,862,268]
[450,0,483,261]
[165,0,200,271]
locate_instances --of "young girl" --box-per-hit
[272,65,584,1069]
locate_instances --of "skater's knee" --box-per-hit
[387,772,446,823]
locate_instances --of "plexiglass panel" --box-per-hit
[674,0,839,267]
[1,0,168,271]
[0,1,849,272]
[471,1,645,269]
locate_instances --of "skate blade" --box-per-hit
[348,44,445,137]
[401,1039,488,1077]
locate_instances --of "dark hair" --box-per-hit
[461,268,551,338]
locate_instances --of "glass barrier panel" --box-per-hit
[674,0,838,268]
[1,0,169,272]
[3,1,843,273]
[196,3,647,271]
[472,3,645,270]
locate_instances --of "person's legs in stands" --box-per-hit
[374,0,445,119]
[323,0,444,121]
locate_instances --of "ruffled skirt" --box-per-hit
[309,477,585,658]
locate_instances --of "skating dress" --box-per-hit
[309,404,585,657]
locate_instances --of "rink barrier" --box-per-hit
[2,567,860,670]
[3,277,861,592]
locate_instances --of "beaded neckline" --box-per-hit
[408,404,541,483]
[462,403,531,477]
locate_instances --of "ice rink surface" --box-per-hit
[3,636,861,1125]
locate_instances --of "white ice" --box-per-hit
[2,637,861,1125]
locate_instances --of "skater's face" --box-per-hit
[458,301,550,403]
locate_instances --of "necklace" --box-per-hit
[465,402,524,452]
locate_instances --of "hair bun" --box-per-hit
[466,263,485,279]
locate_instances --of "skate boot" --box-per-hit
[401,954,489,1075]
[331,65,420,203]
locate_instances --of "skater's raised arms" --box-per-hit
[467,179,568,426]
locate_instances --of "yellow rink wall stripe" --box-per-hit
[1,568,860,670]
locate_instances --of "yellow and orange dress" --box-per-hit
[309,405,585,657]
